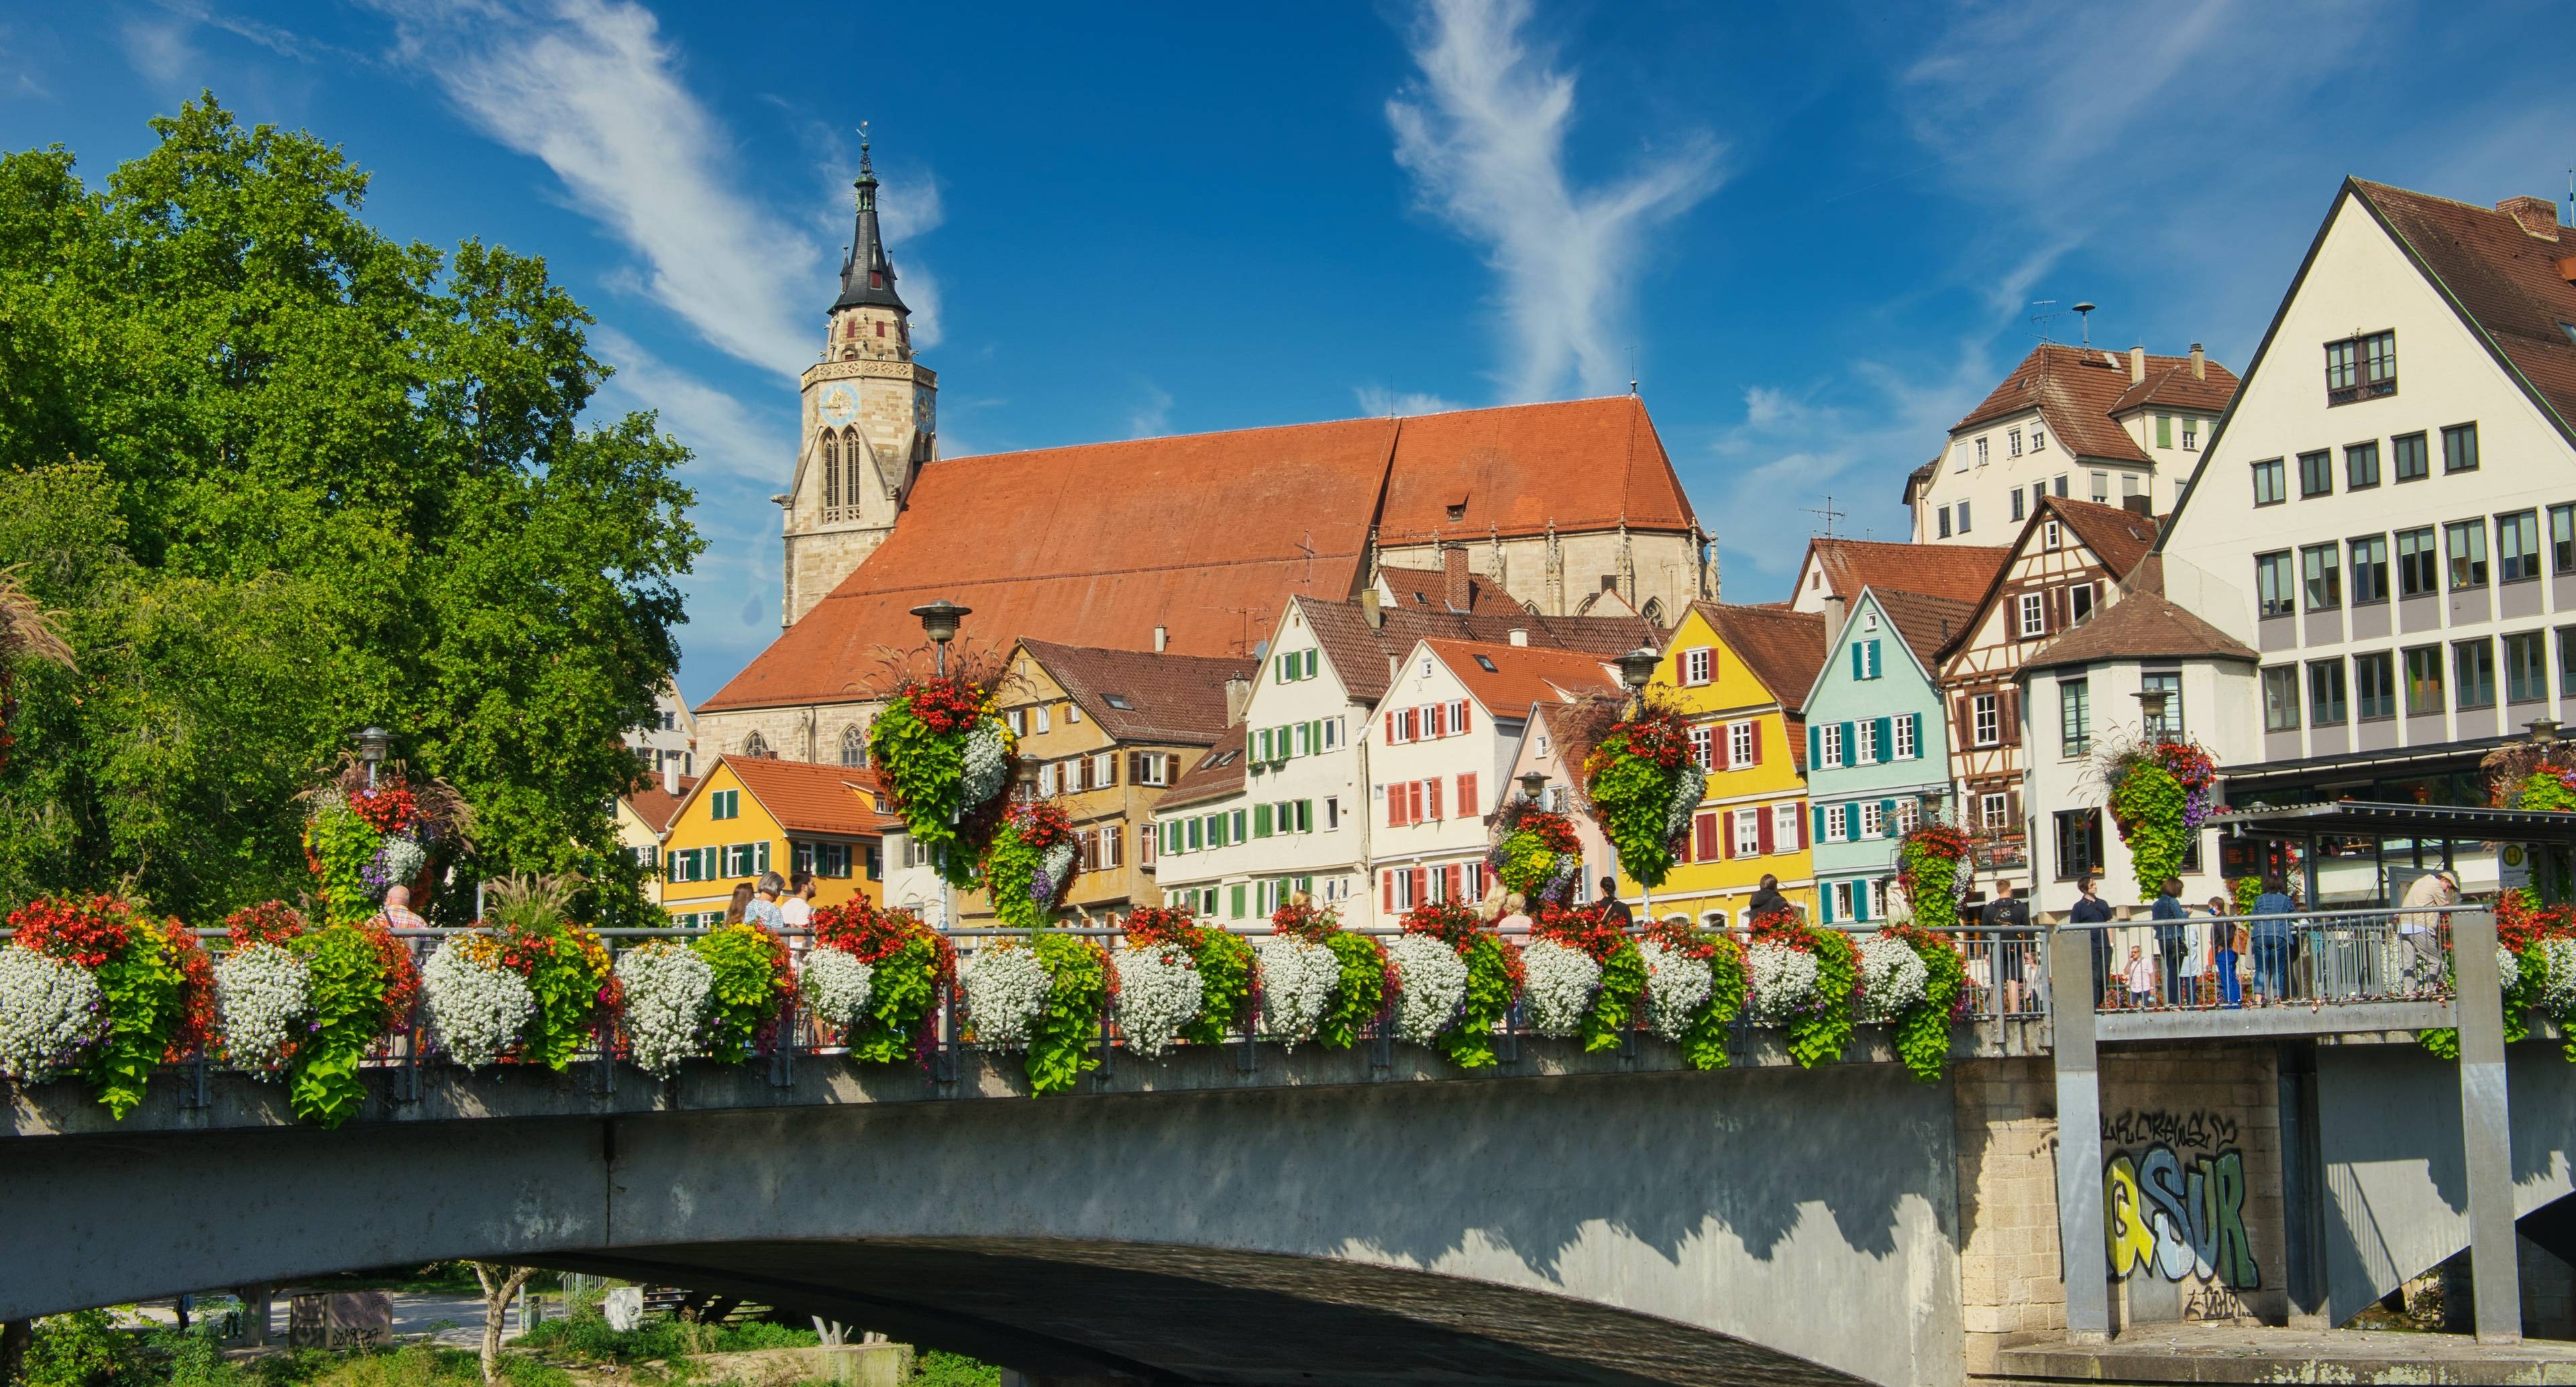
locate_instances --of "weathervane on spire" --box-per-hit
[858,120,873,176]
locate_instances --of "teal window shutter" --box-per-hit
[1870,641,1884,677]
[1841,722,1858,760]
[1821,883,1835,923]
[1809,724,1822,766]
[1813,805,1827,842]
[1851,643,1864,679]
[1876,717,1894,761]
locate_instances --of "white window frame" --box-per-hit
[1771,803,1799,848]
[1980,791,2009,830]
[1859,801,1884,839]
[1894,798,1921,834]
[1689,726,1715,770]
[1733,810,1761,857]
[1038,763,1059,796]
[1036,704,1052,733]
[1892,714,1917,761]
[2017,593,2046,639]
[1824,805,1850,843]
[1683,647,1713,685]
[1727,720,1756,767]
[1854,723,1877,766]
[1972,694,2001,747]
[1819,722,1844,768]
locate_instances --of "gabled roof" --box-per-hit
[1863,588,1979,672]
[1296,596,1658,706]
[1375,565,1521,615]
[2019,589,2257,675]
[1154,723,1248,812]
[1803,538,2010,607]
[1951,343,2240,465]
[1421,639,1620,718]
[1938,496,2161,662]
[714,757,898,838]
[1686,601,1828,713]
[623,775,698,835]
[704,397,1697,712]
[1016,640,1254,746]
[2349,180,2576,445]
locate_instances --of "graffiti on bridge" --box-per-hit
[2101,1108,2260,1290]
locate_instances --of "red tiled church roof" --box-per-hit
[703,398,1696,712]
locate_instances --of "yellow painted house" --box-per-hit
[659,755,895,926]
[1623,601,1827,926]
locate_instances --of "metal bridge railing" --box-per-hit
[2047,905,2467,1013]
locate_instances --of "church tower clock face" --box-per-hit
[818,384,859,428]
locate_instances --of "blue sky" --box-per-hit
[5,1,2572,704]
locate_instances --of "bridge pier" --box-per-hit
[2449,910,2523,1345]
[2047,928,2110,1342]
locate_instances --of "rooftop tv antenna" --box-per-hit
[2029,299,2059,344]
[2073,301,2098,348]
[1806,494,1847,539]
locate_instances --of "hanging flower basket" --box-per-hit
[1525,903,1646,1052]
[2423,891,2576,1062]
[691,922,796,1065]
[985,800,1080,928]
[217,901,407,1127]
[962,931,1108,1093]
[1634,916,1746,1070]
[616,942,714,1078]
[1,895,212,1119]
[811,901,955,1064]
[1581,694,1706,891]
[1895,821,1972,931]
[1488,799,1585,907]
[2100,738,2218,899]
[1395,899,1524,1066]
[1747,911,1857,1068]
[301,763,474,926]
[866,672,1017,888]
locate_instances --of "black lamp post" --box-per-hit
[354,726,391,789]
[1614,647,1660,716]
[910,599,970,676]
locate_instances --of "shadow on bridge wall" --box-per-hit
[2314,1038,2576,1323]
[3,1063,1960,1387]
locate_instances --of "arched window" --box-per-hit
[839,724,869,768]
[1641,597,1666,626]
[820,433,841,515]
[742,732,772,759]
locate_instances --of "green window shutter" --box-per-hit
[757,840,771,873]
[1297,799,1313,832]
[1851,643,1864,679]
[1254,803,1273,837]
[1303,649,1318,679]
[2157,414,2173,448]
[1230,808,1246,842]
[1876,717,1894,761]
[1230,884,1247,918]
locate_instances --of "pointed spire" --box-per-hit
[832,121,908,315]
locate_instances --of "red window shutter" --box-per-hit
[1385,712,1398,744]
[1404,708,1419,741]
[1427,778,1444,820]
[1711,726,1729,772]
[1456,702,1470,734]
[1705,812,1725,863]
[1457,773,1477,817]
[1748,720,1763,765]
[1444,865,1462,901]
[1387,788,1405,828]
[1411,867,1428,905]
[1383,871,1395,913]
[2002,689,2022,745]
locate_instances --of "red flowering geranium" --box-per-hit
[2497,891,2576,954]
[348,784,421,835]
[9,893,139,968]
[160,918,218,1062]
[813,899,959,981]
[1531,901,1630,964]
[224,901,308,950]
[1120,905,1205,950]
[901,674,990,736]
[1270,899,1340,942]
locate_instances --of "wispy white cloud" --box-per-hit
[1387,0,1720,403]
[370,0,822,374]
[1355,386,1461,417]
[1126,382,1173,439]
[587,326,794,484]
[117,15,200,84]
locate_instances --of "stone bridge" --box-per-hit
[5,916,2572,1386]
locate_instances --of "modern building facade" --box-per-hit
[1801,588,1970,924]
[1648,602,1825,926]
[1904,342,2238,547]
[2159,178,2576,837]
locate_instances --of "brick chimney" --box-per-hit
[1442,545,1472,612]
[2497,196,2562,241]
[1223,676,1252,727]
[2189,342,2205,381]
[2128,345,2146,384]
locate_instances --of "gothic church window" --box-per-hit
[840,724,869,768]
[821,435,841,514]
[743,732,773,759]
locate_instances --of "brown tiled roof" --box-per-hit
[1016,640,1254,746]
[1423,639,1621,718]
[722,757,898,837]
[1297,596,1659,706]
[1376,565,1521,614]
[1154,723,1248,812]
[1807,538,2009,606]
[2048,496,2160,578]
[1860,588,1978,670]
[1951,343,2239,464]
[1687,601,1827,712]
[2019,589,2257,675]
[623,775,697,834]
[702,398,1697,712]
[2352,180,2576,441]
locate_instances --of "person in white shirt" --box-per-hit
[780,870,816,963]
[2395,870,2455,993]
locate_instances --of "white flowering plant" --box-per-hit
[1387,934,1468,1047]
[616,942,713,1078]
[1519,938,1602,1038]
[214,942,311,1075]
[421,934,535,1068]
[800,947,875,1034]
[963,941,1049,1050]
[865,665,1018,889]
[1635,921,1747,1070]
[1113,942,1202,1058]
[1745,942,1820,1026]
[1254,935,1340,1048]
[1854,932,1931,1023]
[1748,916,1860,1069]
[0,948,108,1085]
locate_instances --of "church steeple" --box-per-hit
[830,129,906,315]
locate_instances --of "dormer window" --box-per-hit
[1446,504,1467,521]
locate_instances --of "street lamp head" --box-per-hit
[1614,647,1661,693]
[2133,687,2171,722]
[2528,716,2562,746]
[1519,770,1548,801]
[910,599,970,647]
[354,726,391,766]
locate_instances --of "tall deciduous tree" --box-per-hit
[0,95,702,924]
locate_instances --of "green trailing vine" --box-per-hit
[1882,922,1967,1083]
[1752,913,1858,1069]
[1895,823,1970,930]
[1316,930,1389,1051]
[1399,901,1525,1069]
[865,671,1016,888]
[2108,761,2187,898]
[1581,691,1705,891]
[5,897,207,1119]
[1533,904,1647,1054]
[484,875,616,1072]
[693,924,794,1064]
[1641,920,1746,1071]
[2230,875,2263,915]
[1022,931,1109,1094]
[288,924,394,1126]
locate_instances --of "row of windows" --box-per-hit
[2053,675,2183,758]
[2254,503,2574,617]
[1686,803,1804,862]
[1813,714,1927,768]
[1820,877,1891,924]
[1816,796,1923,845]
[1160,798,1340,855]
[2049,809,2202,881]
[1956,421,2049,471]
[1382,702,1469,744]
[2259,629,2574,729]
[1385,775,1477,826]
[1383,861,1489,913]
[667,840,770,883]
[2250,421,2475,506]
[1272,648,1321,683]
[1254,717,1343,763]
[1173,874,1330,922]
[2015,580,2101,641]
[1689,720,1765,771]
[1004,701,1079,737]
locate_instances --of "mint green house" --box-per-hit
[1799,587,1968,924]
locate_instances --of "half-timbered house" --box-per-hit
[1935,497,2161,897]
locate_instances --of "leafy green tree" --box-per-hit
[0,95,700,924]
